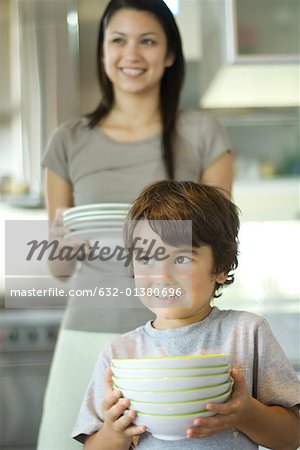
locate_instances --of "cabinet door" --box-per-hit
[227,0,300,61]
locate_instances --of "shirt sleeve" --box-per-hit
[198,112,232,170]
[71,348,110,443]
[254,319,300,408]
[41,124,71,181]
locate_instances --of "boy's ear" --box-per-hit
[216,272,227,284]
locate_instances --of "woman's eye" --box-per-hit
[175,255,192,265]
[111,38,125,45]
[141,38,156,46]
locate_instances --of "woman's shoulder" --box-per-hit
[177,108,225,137]
[50,117,90,140]
[177,108,216,125]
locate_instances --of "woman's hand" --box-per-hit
[186,368,250,438]
[48,208,90,278]
[102,367,146,439]
[50,208,90,257]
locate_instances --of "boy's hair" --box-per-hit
[124,180,240,297]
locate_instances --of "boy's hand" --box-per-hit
[102,367,146,438]
[186,368,251,438]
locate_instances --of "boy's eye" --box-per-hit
[138,255,154,265]
[175,255,192,265]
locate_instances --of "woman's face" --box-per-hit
[103,9,174,96]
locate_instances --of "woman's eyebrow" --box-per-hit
[108,31,159,37]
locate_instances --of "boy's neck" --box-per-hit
[152,305,213,330]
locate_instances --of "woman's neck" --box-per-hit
[99,89,162,141]
[106,89,161,129]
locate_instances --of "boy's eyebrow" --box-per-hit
[173,247,198,255]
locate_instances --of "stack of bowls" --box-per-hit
[112,354,232,440]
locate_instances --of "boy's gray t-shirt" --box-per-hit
[72,307,300,449]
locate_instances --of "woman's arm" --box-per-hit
[45,168,79,279]
[45,168,73,220]
[200,151,234,198]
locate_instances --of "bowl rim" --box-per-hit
[112,372,229,381]
[128,389,231,405]
[112,363,230,372]
[128,409,214,418]
[113,354,230,362]
[114,378,233,393]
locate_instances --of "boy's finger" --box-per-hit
[102,367,122,411]
[104,367,114,390]
[231,368,246,383]
[113,409,138,432]
[106,398,130,423]
[102,389,122,412]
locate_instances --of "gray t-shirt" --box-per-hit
[41,110,232,333]
[72,307,300,449]
[42,110,231,205]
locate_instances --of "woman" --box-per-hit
[38,1,233,449]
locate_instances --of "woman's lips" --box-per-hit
[120,68,146,76]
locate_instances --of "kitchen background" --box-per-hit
[0,0,299,449]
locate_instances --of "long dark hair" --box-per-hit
[86,0,185,179]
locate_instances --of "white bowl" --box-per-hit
[131,409,216,440]
[129,389,231,415]
[116,380,232,403]
[112,364,230,379]
[112,354,231,370]
[113,372,229,391]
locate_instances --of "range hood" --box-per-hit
[200,64,299,109]
[198,0,299,109]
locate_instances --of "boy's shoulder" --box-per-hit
[220,308,264,320]
[217,308,266,329]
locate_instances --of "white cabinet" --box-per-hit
[233,178,299,221]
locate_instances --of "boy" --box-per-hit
[72,181,300,449]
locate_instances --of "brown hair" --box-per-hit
[124,180,240,297]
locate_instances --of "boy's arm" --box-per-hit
[233,399,299,450]
[187,369,300,450]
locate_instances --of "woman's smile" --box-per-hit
[120,67,147,77]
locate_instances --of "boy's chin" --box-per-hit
[141,296,189,310]
[150,306,191,319]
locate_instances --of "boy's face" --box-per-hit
[132,221,227,329]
